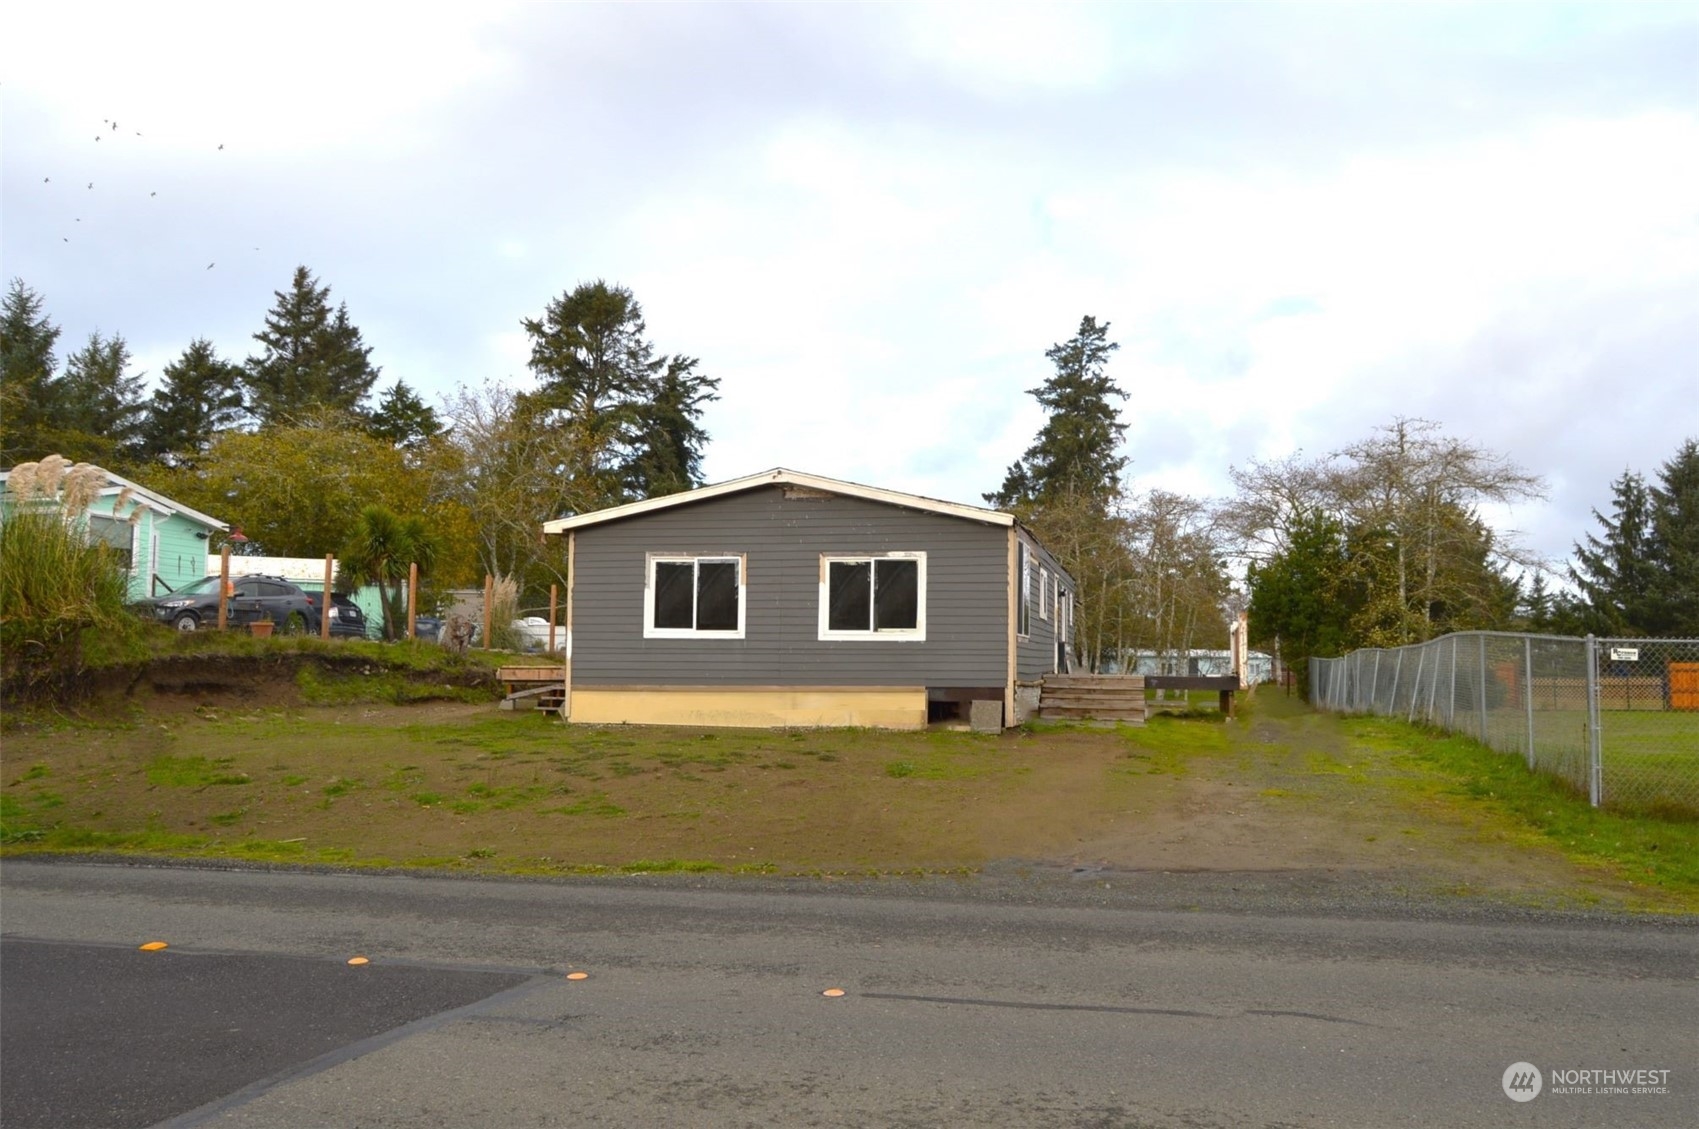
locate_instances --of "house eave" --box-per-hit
[541,468,1016,534]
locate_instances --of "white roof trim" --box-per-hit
[1,465,228,532]
[541,468,1015,533]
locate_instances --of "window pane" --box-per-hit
[828,561,871,631]
[88,515,130,550]
[653,562,695,629]
[1018,545,1029,635]
[873,559,918,630]
[695,560,740,631]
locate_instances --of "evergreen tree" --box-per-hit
[1646,437,1699,636]
[368,379,444,451]
[1569,469,1657,633]
[623,355,720,498]
[51,332,147,463]
[521,280,713,505]
[244,266,381,425]
[0,279,64,464]
[1247,513,1356,695]
[139,339,246,464]
[988,315,1127,509]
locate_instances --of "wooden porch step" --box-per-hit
[1038,674,1146,724]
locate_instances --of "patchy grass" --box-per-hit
[0,691,1693,909]
[1342,714,1699,894]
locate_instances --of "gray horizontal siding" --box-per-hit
[1016,529,1073,681]
[572,486,1009,687]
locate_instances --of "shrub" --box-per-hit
[1,457,141,697]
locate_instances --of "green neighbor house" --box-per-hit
[0,464,229,602]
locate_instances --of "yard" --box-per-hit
[3,688,1695,911]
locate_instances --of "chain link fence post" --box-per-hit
[1523,634,1535,771]
[1477,633,1488,744]
[1585,634,1602,808]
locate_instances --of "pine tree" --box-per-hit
[368,380,443,451]
[244,266,381,425]
[521,280,713,505]
[51,332,147,463]
[988,316,1127,508]
[623,355,720,498]
[0,279,64,464]
[1569,469,1657,633]
[1646,438,1699,636]
[139,339,246,464]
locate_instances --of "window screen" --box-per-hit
[828,561,871,632]
[651,558,741,633]
[653,562,695,629]
[88,515,133,570]
[695,561,740,631]
[873,559,918,630]
[825,557,920,633]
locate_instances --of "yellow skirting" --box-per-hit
[568,686,927,729]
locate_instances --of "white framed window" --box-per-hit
[1039,566,1050,621]
[643,554,746,639]
[818,552,926,641]
[1017,542,1030,638]
[88,513,136,574]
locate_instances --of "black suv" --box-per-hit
[305,592,371,639]
[143,574,319,633]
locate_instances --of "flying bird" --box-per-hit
[207,262,215,270]
[43,177,48,182]
[150,191,157,197]
[87,182,93,189]
[217,143,224,150]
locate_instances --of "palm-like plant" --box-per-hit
[339,505,438,640]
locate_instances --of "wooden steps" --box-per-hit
[498,665,567,715]
[1038,675,1146,724]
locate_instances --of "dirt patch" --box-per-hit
[0,687,1684,910]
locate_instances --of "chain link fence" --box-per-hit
[1310,633,1699,817]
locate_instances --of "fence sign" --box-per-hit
[1609,647,1640,662]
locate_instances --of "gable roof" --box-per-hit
[541,467,1015,534]
[0,465,228,532]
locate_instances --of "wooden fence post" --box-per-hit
[321,555,333,639]
[217,546,230,630]
[483,573,494,650]
[408,562,418,640]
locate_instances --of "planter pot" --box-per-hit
[249,621,275,638]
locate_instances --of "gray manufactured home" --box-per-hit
[541,468,1076,729]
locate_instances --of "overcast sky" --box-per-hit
[4,2,1695,574]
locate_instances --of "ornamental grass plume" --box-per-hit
[0,454,139,699]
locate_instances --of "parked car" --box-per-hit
[140,574,318,633]
[512,616,564,653]
[304,592,371,639]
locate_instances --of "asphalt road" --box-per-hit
[1,860,1694,1128]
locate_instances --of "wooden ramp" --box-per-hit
[1038,675,1146,724]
